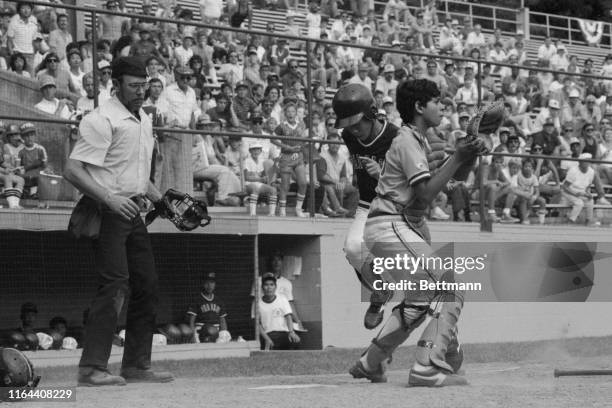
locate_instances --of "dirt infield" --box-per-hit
[25,353,612,408]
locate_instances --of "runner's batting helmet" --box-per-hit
[332,84,377,129]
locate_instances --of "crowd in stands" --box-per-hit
[0,0,611,223]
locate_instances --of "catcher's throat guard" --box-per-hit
[146,189,211,231]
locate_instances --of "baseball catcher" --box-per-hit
[0,348,40,401]
[145,188,211,231]
[349,79,486,387]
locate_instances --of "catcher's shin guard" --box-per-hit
[445,326,463,373]
[361,303,429,373]
[415,289,465,373]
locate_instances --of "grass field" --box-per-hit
[22,336,612,408]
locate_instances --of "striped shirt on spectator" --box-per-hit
[7,14,39,54]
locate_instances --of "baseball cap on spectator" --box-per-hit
[5,124,20,137]
[516,29,524,36]
[67,48,82,60]
[569,88,581,98]
[39,76,56,90]
[383,64,395,74]
[548,99,560,110]
[391,40,402,46]
[568,137,580,146]
[203,272,216,281]
[249,142,263,150]
[98,60,111,70]
[175,66,194,76]
[543,117,555,127]
[247,46,257,55]
[458,111,470,120]
[382,96,393,105]
[235,81,249,90]
[19,122,36,135]
[111,56,147,79]
[586,94,597,103]
[579,152,593,160]
[499,127,510,134]
[507,133,519,141]
[378,108,387,117]
[557,45,566,52]
[358,63,369,72]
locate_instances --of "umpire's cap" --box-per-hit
[203,272,216,282]
[111,56,147,80]
[332,84,376,129]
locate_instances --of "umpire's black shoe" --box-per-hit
[120,367,174,383]
[78,369,126,387]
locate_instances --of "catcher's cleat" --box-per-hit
[364,290,392,330]
[407,365,468,387]
[349,361,387,383]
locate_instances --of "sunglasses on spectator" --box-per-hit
[180,75,193,80]
[533,146,543,152]
[586,128,595,132]
[326,122,335,127]
[126,82,150,91]
[564,128,573,132]
[290,65,298,69]
[252,118,264,125]
[47,58,59,63]
[101,69,112,75]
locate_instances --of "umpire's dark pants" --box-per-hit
[79,208,158,372]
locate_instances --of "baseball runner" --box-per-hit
[349,79,497,387]
[64,56,176,386]
[333,84,450,330]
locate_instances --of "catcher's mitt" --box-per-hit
[465,101,505,155]
[145,189,211,231]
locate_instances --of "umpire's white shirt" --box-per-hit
[70,96,154,197]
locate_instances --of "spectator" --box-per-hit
[465,24,486,52]
[244,141,277,216]
[375,64,398,100]
[47,14,71,62]
[76,73,111,115]
[534,99,562,133]
[439,16,462,55]
[349,62,373,90]
[7,1,39,76]
[36,52,76,97]
[510,159,547,224]
[382,96,401,127]
[97,0,130,43]
[1,124,25,209]
[599,127,612,184]
[411,10,435,51]
[318,133,358,217]
[17,122,47,197]
[454,75,478,106]
[584,94,602,125]
[537,36,557,64]
[207,93,240,127]
[192,115,242,206]
[35,76,72,119]
[273,102,308,217]
[199,0,223,25]
[256,273,300,351]
[550,44,569,72]
[187,272,229,343]
[281,59,306,96]
[0,6,13,56]
[560,153,599,226]
[424,59,447,96]
[8,51,30,77]
[233,81,257,126]
[224,135,244,178]
[174,34,194,67]
[533,153,561,203]
[217,50,243,89]
[66,49,85,97]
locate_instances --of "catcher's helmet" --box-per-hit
[0,348,40,399]
[332,84,376,129]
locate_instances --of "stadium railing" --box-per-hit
[3,0,612,233]
[529,10,612,47]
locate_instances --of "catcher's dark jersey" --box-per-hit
[340,120,399,204]
[187,292,227,326]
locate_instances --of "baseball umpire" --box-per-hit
[64,56,174,386]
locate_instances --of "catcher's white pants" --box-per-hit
[344,206,369,271]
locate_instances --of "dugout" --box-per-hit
[0,228,324,351]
